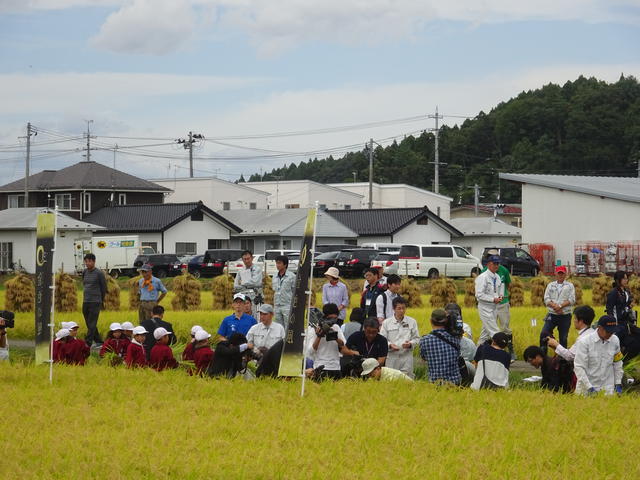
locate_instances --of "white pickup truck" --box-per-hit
[74,235,155,277]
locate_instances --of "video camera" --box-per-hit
[0,310,15,329]
[310,318,338,342]
[253,293,264,306]
[443,303,463,337]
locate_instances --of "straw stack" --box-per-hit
[463,277,476,308]
[5,273,35,312]
[530,274,549,306]
[211,273,235,310]
[54,271,78,312]
[263,274,274,305]
[430,277,457,308]
[103,273,121,311]
[399,278,423,307]
[171,272,201,311]
[569,275,583,306]
[629,274,640,304]
[591,274,610,306]
[509,276,525,307]
[128,275,142,310]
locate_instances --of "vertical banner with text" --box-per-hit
[278,208,317,377]
[35,213,55,365]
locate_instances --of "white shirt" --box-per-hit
[380,315,420,352]
[544,281,576,315]
[475,269,502,304]
[246,322,285,350]
[573,329,623,395]
[234,264,264,295]
[305,324,346,371]
[553,327,590,362]
[376,290,397,320]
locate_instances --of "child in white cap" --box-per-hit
[121,322,135,341]
[149,327,178,371]
[125,326,148,368]
[99,322,130,361]
[182,325,203,361]
[53,328,71,363]
[193,329,213,375]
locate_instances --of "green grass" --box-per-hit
[1,362,638,479]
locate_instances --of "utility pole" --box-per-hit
[272,175,284,209]
[113,144,118,169]
[474,184,480,217]
[428,107,444,194]
[352,171,357,183]
[84,120,93,162]
[368,138,374,209]
[20,122,36,207]
[176,131,204,178]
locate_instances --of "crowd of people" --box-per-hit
[2,250,637,395]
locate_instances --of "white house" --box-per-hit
[449,217,522,257]
[243,180,363,210]
[85,201,241,255]
[152,176,270,210]
[328,182,452,220]
[500,173,640,267]
[218,208,358,252]
[0,208,105,274]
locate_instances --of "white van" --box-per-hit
[397,244,481,278]
[360,243,403,252]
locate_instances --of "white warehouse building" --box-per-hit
[243,180,363,210]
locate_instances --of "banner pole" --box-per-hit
[48,206,58,384]
[301,202,319,398]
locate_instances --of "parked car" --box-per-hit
[264,250,298,276]
[334,249,380,278]
[228,254,265,277]
[315,244,360,254]
[360,243,403,252]
[171,254,200,276]
[481,247,540,276]
[132,253,182,278]
[371,251,400,275]
[195,249,245,277]
[397,244,481,278]
[312,251,342,277]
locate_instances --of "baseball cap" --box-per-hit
[431,309,448,325]
[109,322,122,331]
[360,358,380,376]
[55,328,70,341]
[121,322,135,331]
[132,326,148,335]
[190,325,203,336]
[259,304,274,314]
[555,265,567,274]
[139,264,152,272]
[486,255,501,264]
[153,327,172,340]
[233,293,246,302]
[324,267,340,279]
[195,329,211,342]
[597,315,618,333]
[66,321,79,330]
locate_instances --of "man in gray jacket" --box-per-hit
[82,253,106,348]
[541,265,576,353]
[272,255,296,327]
[234,250,263,317]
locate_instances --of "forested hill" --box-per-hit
[244,76,640,203]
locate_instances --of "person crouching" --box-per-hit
[125,326,148,368]
[150,327,178,371]
[193,329,214,375]
[100,322,130,362]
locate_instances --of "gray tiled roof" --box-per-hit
[0,161,171,192]
[218,209,358,238]
[85,202,240,233]
[0,208,105,231]
[326,207,462,236]
[499,173,640,203]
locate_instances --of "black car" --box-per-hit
[170,255,205,277]
[481,247,540,276]
[312,251,341,277]
[197,249,245,277]
[334,249,380,278]
[133,253,181,278]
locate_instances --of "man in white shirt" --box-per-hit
[234,250,264,317]
[380,296,420,378]
[306,303,347,379]
[246,304,285,354]
[376,274,401,325]
[541,266,576,353]
[574,315,624,396]
[475,255,503,345]
[546,305,595,361]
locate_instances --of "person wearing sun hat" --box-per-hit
[360,357,412,381]
[573,315,624,396]
[541,265,576,354]
[322,267,350,324]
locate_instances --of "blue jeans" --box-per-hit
[540,313,571,354]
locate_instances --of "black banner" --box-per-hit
[35,213,55,364]
[278,208,317,377]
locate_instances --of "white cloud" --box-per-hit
[0,0,123,13]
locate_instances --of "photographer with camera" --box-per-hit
[0,310,14,361]
[233,250,263,318]
[342,317,388,375]
[306,303,347,380]
[419,309,462,385]
[380,296,420,378]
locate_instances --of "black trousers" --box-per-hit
[82,302,103,345]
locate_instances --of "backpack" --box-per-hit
[430,330,469,384]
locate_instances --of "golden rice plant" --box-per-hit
[171,272,202,311]
[103,273,121,311]
[592,274,610,306]
[530,274,549,306]
[463,277,476,308]
[128,275,142,310]
[509,276,525,307]
[263,274,274,305]
[399,278,423,307]
[429,277,456,308]
[5,273,35,312]
[569,275,583,306]
[54,271,78,312]
[211,274,235,310]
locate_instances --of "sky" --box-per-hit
[0,0,639,184]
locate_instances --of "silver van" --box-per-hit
[398,244,481,278]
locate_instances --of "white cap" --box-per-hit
[55,328,70,341]
[121,322,135,331]
[60,322,70,329]
[233,293,247,302]
[109,322,123,331]
[66,321,79,330]
[153,327,172,340]
[190,325,203,336]
[360,358,380,376]
[195,329,211,342]
[132,326,148,335]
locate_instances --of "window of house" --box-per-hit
[417,216,428,225]
[175,242,197,255]
[190,211,203,221]
[249,202,257,210]
[118,193,127,205]
[83,192,91,213]
[240,239,255,251]
[55,194,72,210]
[282,239,292,249]
[344,239,357,245]
[7,195,25,208]
[266,239,280,250]
[222,202,231,210]
[208,239,229,249]
[0,242,13,271]
[285,204,300,209]
[319,204,327,210]
[344,204,351,210]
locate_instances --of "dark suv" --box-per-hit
[312,251,341,277]
[197,249,245,277]
[481,247,540,276]
[133,253,181,278]
[334,249,379,277]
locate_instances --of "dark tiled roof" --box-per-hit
[0,161,171,192]
[85,202,241,233]
[326,207,462,236]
